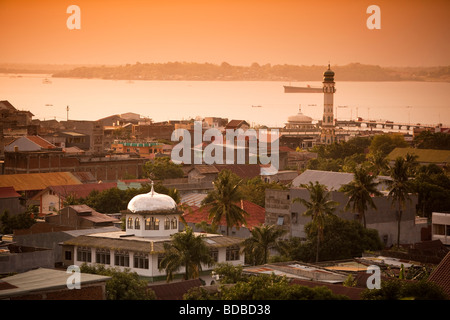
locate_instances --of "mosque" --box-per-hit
[62,184,244,280]
[283,64,337,146]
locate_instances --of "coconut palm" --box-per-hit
[243,224,288,265]
[293,181,339,262]
[201,170,248,235]
[340,166,382,228]
[385,157,414,247]
[159,227,214,282]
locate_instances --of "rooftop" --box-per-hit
[387,147,450,164]
[0,268,111,299]
[0,172,82,191]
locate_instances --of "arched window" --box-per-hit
[171,218,178,229]
[145,218,151,230]
[127,217,133,229]
[135,217,140,229]
[164,218,170,230]
[154,218,160,230]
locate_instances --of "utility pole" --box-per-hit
[67,105,69,121]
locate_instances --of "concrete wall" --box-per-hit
[265,187,423,247]
[0,247,54,274]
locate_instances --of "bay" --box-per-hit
[1,73,449,128]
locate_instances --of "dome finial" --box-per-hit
[151,181,154,196]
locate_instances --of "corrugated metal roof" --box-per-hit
[0,268,110,299]
[0,172,82,191]
[292,169,390,191]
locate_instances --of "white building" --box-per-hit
[432,212,450,246]
[62,184,245,280]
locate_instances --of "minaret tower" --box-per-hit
[320,64,336,144]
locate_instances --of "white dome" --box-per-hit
[127,185,178,214]
[287,105,312,123]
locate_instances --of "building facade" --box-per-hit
[62,185,244,280]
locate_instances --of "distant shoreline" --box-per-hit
[1,62,449,82]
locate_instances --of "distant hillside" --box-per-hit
[46,62,450,82]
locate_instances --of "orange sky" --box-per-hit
[0,0,449,66]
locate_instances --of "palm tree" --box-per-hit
[159,227,214,282]
[340,166,382,228]
[243,224,288,265]
[385,157,414,247]
[293,181,339,263]
[368,150,389,176]
[201,170,248,235]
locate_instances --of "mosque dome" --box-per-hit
[323,64,335,82]
[287,107,313,124]
[127,184,178,214]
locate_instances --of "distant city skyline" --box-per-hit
[0,0,449,67]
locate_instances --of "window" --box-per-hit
[114,251,129,267]
[134,253,149,269]
[434,224,446,235]
[127,217,133,229]
[65,250,72,260]
[135,217,140,230]
[171,218,178,229]
[226,245,240,261]
[158,254,165,269]
[146,217,160,230]
[96,249,111,265]
[277,216,284,226]
[77,247,91,262]
[164,218,170,230]
[210,248,219,263]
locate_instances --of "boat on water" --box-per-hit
[42,78,52,84]
[283,85,322,93]
[252,105,262,108]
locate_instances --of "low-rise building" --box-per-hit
[0,268,111,300]
[61,185,245,280]
[432,212,450,246]
[265,170,424,246]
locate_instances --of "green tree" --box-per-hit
[219,273,349,300]
[243,224,288,265]
[201,170,248,236]
[285,215,383,262]
[369,134,408,157]
[413,164,450,218]
[361,279,447,300]
[293,181,339,262]
[143,157,184,180]
[212,262,245,284]
[79,264,156,300]
[0,210,36,234]
[385,157,414,247]
[340,166,382,228]
[414,131,450,150]
[367,150,389,176]
[159,227,214,282]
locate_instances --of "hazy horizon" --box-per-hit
[1,0,449,68]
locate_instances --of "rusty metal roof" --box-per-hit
[0,172,82,191]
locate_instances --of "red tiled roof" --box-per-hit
[0,186,21,199]
[214,164,261,179]
[183,200,265,230]
[47,182,117,199]
[427,251,450,298]
[25,135,56,149]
